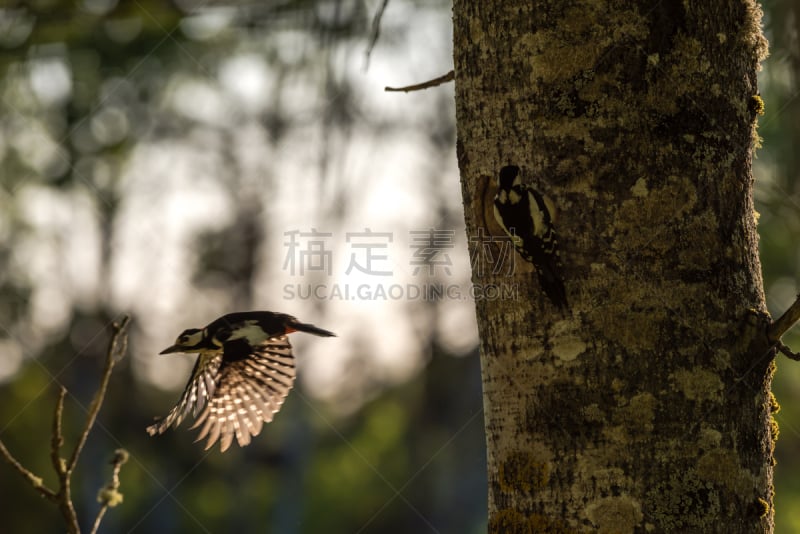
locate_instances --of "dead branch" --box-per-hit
[385,70,454,92]
[90,448,129,534]
[768,294,800,344]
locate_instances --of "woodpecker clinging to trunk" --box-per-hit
[147,311,335,452]
[493,165,568,310]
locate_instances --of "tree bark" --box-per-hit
[453,2,773,532]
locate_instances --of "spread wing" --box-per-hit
[190,335,296,452]
[146,352,223,436]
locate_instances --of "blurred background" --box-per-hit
[0,0,797,532]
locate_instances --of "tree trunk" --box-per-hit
[453,2,774,532]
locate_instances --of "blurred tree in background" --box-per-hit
[760,2,800,532]
[0,1,483,533]
[0,0,798,532]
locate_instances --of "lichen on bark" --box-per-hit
[454,1,773,532]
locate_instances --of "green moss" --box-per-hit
[586,496,643,534]
[552,337,587,361]
[490,508,528,533]
[742,1,769,63]
[615,393,656,434]
[768,391,780,413]
[711,348,732,371]
[677,212,720,270]
[697,426,722,450]
[769,391,780,453]
[645,471,720,531]
[528,513,575,534]
[588,301,667,352]
[612,174,722,280]
[696,449,753,494]
[769,417,780,441]
[670,367,723,402]
[757,497,770,518]
[671,35,711,76]
[498,451,551,493]
[520,5,646,87]
[630,177,648,197]
[750,94,765,115]
[490,509,575,534]
[583,403,605,423]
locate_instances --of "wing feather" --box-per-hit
[148,335,296,452]
[193,336,295,451]
[146,352,223,436]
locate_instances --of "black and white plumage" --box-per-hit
[147,311,335,452]
[493,165,568,310]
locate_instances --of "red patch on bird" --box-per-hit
[285,327,297,334]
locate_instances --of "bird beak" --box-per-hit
[159,345,185,355]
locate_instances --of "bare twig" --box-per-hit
[48,385,80,533]
[50,387,67,476]
[67,315,130,472]
[777,342,800,361]
[0,314,131,534]
[385,70,454,92]
[365,0,390,68]
[90,449,129,534]
[0,439,58,501]
[768,294,800,343]
[60,315,130,534]
[58,481,80,534]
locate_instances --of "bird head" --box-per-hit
[498,165,521,189]
[160,328,206,354]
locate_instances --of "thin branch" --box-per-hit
[50,386,67,477]
[67,315,130,473]
[58,486,80,534]
[90,503,107,533]
[364,0,390,68]
[768,294,800,343]
[1,314,131,534]
[385,70,454,93]
[777,342,800,361]
[90,449,129,534]
[49,385,80,534]
[0,439,58,501]
[0,386,68,503]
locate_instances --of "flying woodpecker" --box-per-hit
[147,311,335,452]
[493,165,568,310]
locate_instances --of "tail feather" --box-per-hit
[287,320,336,337]
[536,265,568,311]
